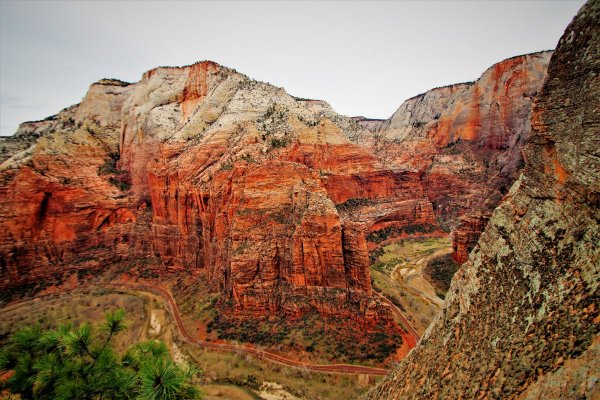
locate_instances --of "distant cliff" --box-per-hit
[372,51,552,263]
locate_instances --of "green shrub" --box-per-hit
[270,137,289,148]
[99,152,131,192]
[336,198,374,212]
[367,224,436,243]
[0,310,202,399]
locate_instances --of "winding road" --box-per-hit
[374,291,420,345]
[107,282,410,376]
[1,281,421,376]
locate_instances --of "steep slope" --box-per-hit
[0,61,421,333]
[365,0,599,398]
[370,51,551,263]
[115,63,435,324]
[0,80,138,290]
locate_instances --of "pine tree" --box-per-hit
[0,309,202,399]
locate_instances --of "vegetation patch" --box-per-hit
[98,151,131,191]
[269,137,290,148]
[220,162,234,171]
[423,253,460,298]
[207,312,402,365]
[0,308,201,399]
[186,347,374,400]
[335,198,374,212]
[257,104,293,150]
[368,236,452,333]
[367,224,437,243]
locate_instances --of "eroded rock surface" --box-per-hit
[0,62,399,326]
[369,51,552,263]
[0,36,553,329]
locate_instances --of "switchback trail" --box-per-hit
[107,282,398,376]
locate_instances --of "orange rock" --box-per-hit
[0,51,551,335]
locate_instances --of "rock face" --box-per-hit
[365,1,599,398]
[451,214,489,264]
[0,80,139,290]
[0,62,403,326]
[0,38,551,327]
[371,51,552,262]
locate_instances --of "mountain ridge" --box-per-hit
[0,46,554,365]
[364,0,599,397]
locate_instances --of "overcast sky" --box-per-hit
[0,0,586,136]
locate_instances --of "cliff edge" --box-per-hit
[365,0,599,398]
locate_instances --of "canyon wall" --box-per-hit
[371,51,551,262]
[0,62,415,326]
[365,0,599,397]
[0,38,552,325]
[0,80,140,290]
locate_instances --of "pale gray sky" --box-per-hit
[0,0,586,136]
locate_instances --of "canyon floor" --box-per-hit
[0,284,378,399]
[0,232,455,399]
[370,235,453,335]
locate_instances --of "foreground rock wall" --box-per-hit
[365,1,599,398]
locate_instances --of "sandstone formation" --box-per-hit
[365,0,599,397]
[0,30,552,331]
[0,61,410,327]
[0,80,139,291]
[451,214,489,264]
[368,51,552,263]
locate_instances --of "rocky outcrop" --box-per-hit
[0,61,409,328]
[380,50,550,148]
[451,214,489,264]
[371,50,552,260]
[0,79,140,290]
[352,116,386,132]
[365,1,599,398]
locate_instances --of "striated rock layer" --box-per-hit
[365,0,599,398]
[0,61,408,326]
[451,214,489,264]
[370,50,552,262]
[0,80,141,290]
[0,35,552,327]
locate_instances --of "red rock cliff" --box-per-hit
[0,51,550,326]
[373,50,552,262]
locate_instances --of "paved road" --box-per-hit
[107,282,391,376]
[1,281,421,376]
[374,291,420,346]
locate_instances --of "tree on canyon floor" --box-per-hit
[0,309,201,400]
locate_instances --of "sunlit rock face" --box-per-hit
[365,1,599,398]
[369,51,552,264]
[0,38,550,326]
